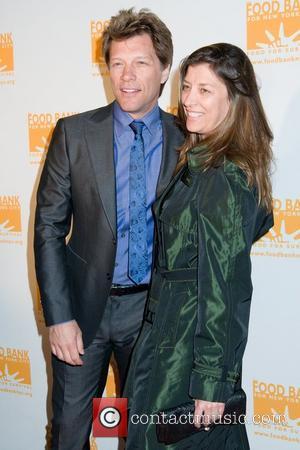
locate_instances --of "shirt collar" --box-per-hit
[113,101,160,137]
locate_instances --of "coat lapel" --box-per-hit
[84,104,116,239]
[154,164,187,219]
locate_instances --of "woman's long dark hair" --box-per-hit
[177,43,274,211]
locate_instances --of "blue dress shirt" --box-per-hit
[112,102,163,285]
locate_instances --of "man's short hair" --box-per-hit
[102,8,173,69]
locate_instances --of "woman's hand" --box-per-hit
[194,399,225,430]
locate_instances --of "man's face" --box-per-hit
[108,33,170,119]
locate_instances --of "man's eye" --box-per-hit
[200,88,209,94]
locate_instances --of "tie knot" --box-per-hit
[130,120,145,136]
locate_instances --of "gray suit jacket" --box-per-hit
[34,102,184,346]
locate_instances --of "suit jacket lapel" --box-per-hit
[156,109,181,198]
[84,104,116,239]
[82,105,182,241]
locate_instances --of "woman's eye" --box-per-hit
[182,85,190,91]
[200,88,209,94]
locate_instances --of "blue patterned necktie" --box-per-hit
[128,120,148,284]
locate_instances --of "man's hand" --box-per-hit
[194,399,225,429]
[49,320,84,365]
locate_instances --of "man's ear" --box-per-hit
[160,64,171,84]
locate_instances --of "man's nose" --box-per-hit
[121,64,136,81]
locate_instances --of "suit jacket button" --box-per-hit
[112,239,116,245]
[106,273,111,280]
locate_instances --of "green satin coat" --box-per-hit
[125,149,274,450]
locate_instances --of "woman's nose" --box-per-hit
[183,89,197,107]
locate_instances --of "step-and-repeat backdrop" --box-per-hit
[1,1,299,449]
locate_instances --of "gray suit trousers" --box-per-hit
[50,290,147,450]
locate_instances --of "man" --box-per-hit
[34,8,183,450]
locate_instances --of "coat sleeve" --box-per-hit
[189,164,270,403]
[34,118,74,326]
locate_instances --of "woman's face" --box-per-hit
[181,63,230,136]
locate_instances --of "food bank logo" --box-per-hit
[0,32,13,71]
[0,32,15,86]
[0,347,32,397]
[35,283,44,323]
[253,380,300,442]
[90,436,98,450]
[105,364,117,397]
[166,105,178,116]
[28,112,76,165]
[247,1,300,64]
[0,195,22,245]
[252,198,300,258]
[90,20,110,77]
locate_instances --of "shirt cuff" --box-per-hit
[46,318,74,327]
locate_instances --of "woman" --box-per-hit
[124,43,274,449]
